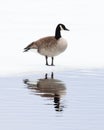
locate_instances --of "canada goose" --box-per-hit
[24,23,69,66]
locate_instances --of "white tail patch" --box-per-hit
[30,49,37,53]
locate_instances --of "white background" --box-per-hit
[0,0,104,75]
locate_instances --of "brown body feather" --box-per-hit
[24,36,57,51]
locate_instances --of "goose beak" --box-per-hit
[65,28,70,31]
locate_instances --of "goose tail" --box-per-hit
[24,41,38,52]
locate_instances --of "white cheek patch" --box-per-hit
[60,25,64,30]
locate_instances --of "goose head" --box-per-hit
[55,23,69,39]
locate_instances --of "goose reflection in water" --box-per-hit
[24,72,66,112]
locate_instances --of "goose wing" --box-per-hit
[24,36,56,52]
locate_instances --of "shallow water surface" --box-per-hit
[0,69,104,130]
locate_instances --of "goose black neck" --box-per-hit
[55,26,61,40]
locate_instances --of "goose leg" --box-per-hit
[51,57,54,66]
[45,73,48,79]
[45,56,48,65]
[51,72,54,79]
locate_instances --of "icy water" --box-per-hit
[0,69,104,130]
